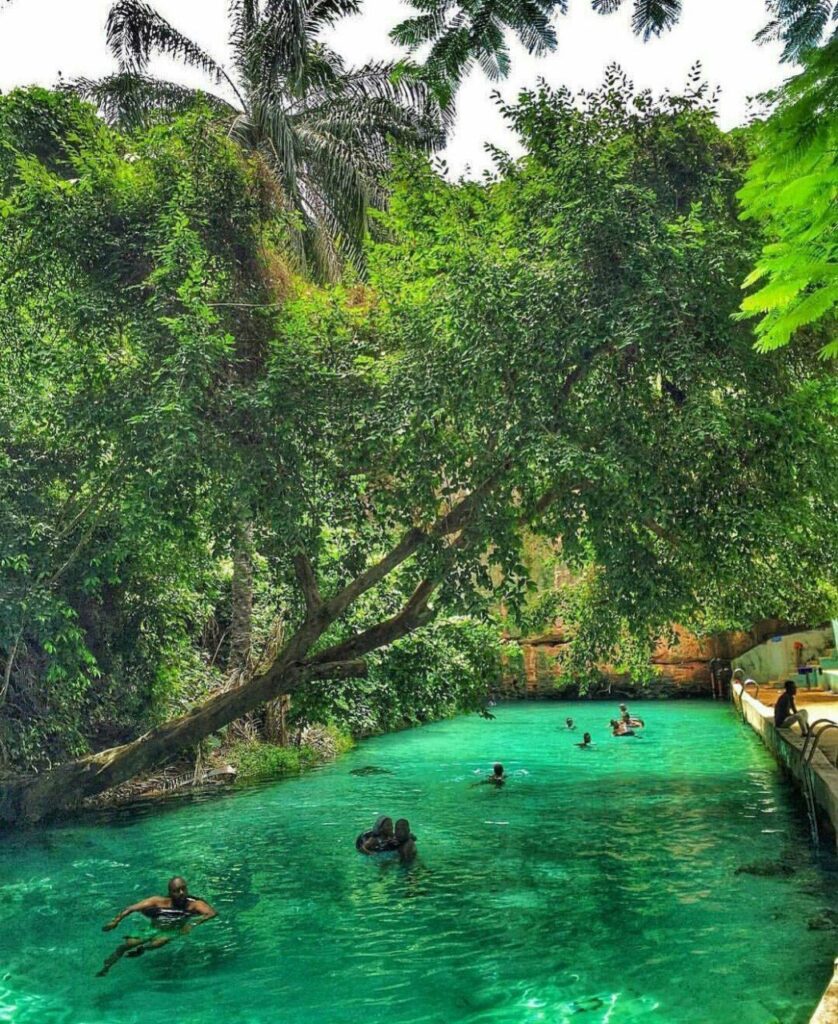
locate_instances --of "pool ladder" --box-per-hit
[798,720,838,847]
[732,680,759,722]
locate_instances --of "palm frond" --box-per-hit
[757,0,837,60]
[631,0,682,40]
[391,1,560,105]
[107,0,227,79]
[68,73,235,128]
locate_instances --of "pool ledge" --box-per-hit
[810,958,838,1024]
[733,689,838,848]
[732,689,838,1024]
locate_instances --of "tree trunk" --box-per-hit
[0,657,366,826]
[264,694,290,745]
[229,523,254,672]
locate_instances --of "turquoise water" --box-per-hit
[1,702,836,1024]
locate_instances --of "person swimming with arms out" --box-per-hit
[98,876,216,976]
[472,763,506,787]
[576,732,594,748]
[355,815,395,854]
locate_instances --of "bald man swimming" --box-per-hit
[98,876,216,976]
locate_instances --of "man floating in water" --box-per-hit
[473,763,506,787]
[98,876,216,976]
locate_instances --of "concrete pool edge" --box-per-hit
[731,687,838,1023]
[811,960,838,1024]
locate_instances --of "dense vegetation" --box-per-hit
[0,1,835,823]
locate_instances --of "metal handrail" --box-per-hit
[732,681,759,722]
[802,719,838,768]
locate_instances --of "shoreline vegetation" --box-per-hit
[1,38,835,826]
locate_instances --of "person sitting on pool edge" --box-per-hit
[576,732,593,748]
[98,877,216,976]
[473,763,506,787]
[393,818,417,862]
[356,815,395,854]
[774,679,810,735]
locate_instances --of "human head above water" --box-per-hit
[493,763,504,777]
[373,815,394,838]
[168,877,188,904]
[583,732,592,744]
[394,818,411,842]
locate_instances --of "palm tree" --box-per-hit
[392,0,837,104]
[74,0,444,280]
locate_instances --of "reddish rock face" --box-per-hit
[504,621,788,697]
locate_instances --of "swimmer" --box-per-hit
[618,704,645,729]
[473,763,506,787]
[393,818,417,863]
[610,718,634,737]
[565,717,576,730]
[98,877,216,976]
[356,815,395,854]
[576,732,593,748]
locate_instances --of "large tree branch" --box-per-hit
[293,551,323,615]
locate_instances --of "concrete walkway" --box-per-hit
[732,687,838,1023]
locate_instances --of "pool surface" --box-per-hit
[1,701,836,1023]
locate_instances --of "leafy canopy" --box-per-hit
[738,35,838,358]
[73,0,443,280]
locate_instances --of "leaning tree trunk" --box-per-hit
[0,652,366,826]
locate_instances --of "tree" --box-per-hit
[392,0,838,104]
[738,34,838,358]
[1,73,834,825]
[73,0,443,280]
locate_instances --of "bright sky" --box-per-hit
[0,0,792,177]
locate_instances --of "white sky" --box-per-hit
[0,0,792,177]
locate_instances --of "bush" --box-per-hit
[226,740,317,781]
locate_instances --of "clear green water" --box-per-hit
[1,702,836,1024]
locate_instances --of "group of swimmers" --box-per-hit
[355,814,417,862]
[566,703,646,748]
[99,704,649,975]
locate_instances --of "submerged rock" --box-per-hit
[349,765,393,776]
[807,909,838,931]
[734,860,795,878]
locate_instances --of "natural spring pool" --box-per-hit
[1,701,836,1024]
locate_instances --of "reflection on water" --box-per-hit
[1,702,836,1024]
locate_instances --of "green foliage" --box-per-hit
[226,740,318,780]
[0,91,266,766]
[73,0,442,280]
[738,36,838,358]
[292,618,507,736]
[2,69,836,781]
